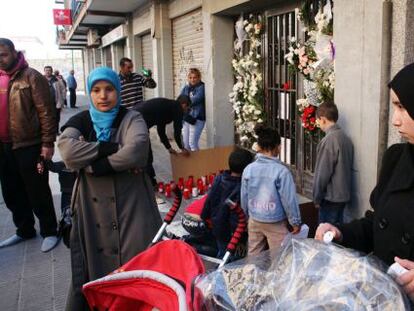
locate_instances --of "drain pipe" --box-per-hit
[377,0,393,176]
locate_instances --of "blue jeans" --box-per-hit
[318,200,346,225]
[182,120,205,151]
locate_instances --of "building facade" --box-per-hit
[57,0,414,219]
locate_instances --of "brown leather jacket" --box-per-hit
[8,66,56,149]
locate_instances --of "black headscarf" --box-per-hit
[389,63,414,119]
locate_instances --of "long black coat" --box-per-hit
[339,143,414,265]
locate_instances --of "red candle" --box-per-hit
[208,174,215,185]
[198,183,205,195]
[183,188,191,200]
[178,178,184,190]
[165,183,172,197]
[158,182,164,193]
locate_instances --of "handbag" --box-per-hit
[58,171,81,248]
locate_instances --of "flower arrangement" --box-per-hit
[229,14,264,148]
[285,0,335,136]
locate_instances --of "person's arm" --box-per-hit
[313,141,337,205]
[90,112,149,176]
[173,117,184,150]
[30,72,56,159]
[58,127,118,171]
[277,170,301,227]
[156,123,172,150]
[240,174,249,218]
[190,84,205,106]
[143,77,156,89]
[336,210,374,253]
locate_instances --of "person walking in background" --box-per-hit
[313,102,353,225]
[0,38,59,252]
[67,69,77,108]
[44,66,63,134]
[241,125,301,256]
[118,57,157,109]
[58,67,162,310]
[134,95,191,187]
[180,68,206,151]
[54,69,67,109]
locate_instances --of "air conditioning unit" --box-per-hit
[87,29,100,47]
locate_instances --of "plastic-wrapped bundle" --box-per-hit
[195,239,410,310]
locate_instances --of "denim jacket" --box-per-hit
[180,82,205,121]
[241,154,301,226]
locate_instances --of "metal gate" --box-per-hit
[172,8,204,97]
[265,4,325,198]
[265,10,299,170]
[141,33,154,100]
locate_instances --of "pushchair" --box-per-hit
[82,187,247,310]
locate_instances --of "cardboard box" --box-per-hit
[170,146,235,181]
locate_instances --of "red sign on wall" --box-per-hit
[53,9,72,26]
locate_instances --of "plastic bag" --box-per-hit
[195,239,410,310]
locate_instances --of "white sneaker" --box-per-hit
[41,236,59,252]
[0,234,24,248]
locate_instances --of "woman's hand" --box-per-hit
[395,257,414,302]
[314,223,343,242]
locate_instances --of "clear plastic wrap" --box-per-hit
[195,239,410,310]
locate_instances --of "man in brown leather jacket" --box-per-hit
[0,38,59,252]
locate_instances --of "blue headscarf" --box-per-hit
[87,67,122,142]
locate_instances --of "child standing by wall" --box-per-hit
[241,125,302,255]
[313,102,353,225]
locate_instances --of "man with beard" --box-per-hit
[0,38,59,252]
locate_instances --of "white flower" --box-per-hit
[290,36,296,43]
[240,135,249,142]
[254,109,261,115]
[243,20,248,26]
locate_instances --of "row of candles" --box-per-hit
[158,173,220,199]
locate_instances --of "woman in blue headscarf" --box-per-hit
[58,67,162,310]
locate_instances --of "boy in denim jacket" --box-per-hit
[241,125,302,255]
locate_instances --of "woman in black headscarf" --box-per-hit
[315,63,414,301]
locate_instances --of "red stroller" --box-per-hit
[82,187,247,310]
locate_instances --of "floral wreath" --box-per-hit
[285,0,335,136]
[229,14,264,148]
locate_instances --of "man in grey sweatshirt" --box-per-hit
[313,102,353,225]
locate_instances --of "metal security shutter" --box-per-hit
[141,33,154,100]
[172,9,203,97]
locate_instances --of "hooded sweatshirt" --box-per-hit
[0,52,28,142]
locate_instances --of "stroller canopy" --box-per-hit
[83,240,205,311]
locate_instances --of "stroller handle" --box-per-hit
[224,198,247,254]
[150,186,182,246]
[163,186,182,224]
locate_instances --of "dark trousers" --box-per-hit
[69,88,76,108]
[146,139,157,187]
[0,143,57,238]
[318,200,346,225]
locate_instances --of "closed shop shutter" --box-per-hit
[141,33,154,100]
[172,8,203,97]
